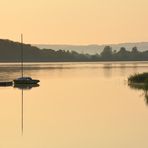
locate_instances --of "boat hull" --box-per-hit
[13,80,40,84]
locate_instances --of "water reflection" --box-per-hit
[103,63,112,77]
[14,84,40,135]
[1,62,148,147]
[21,89,24,135]
[14,84,40,90]
[128,83,148,105]
[0,62,148,81]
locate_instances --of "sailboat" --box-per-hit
[13,34,40,85]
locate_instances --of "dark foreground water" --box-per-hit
[0,62,148,148]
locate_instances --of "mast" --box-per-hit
[21,34,23,78]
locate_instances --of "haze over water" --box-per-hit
[0,62,147,148]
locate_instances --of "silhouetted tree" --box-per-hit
[132,47,138,53]
[100,46,112,59]
[115,47,130,60]
[130,46,141,60]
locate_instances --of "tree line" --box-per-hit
[98,46,148,61]
[0,39,148,62]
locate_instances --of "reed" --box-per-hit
[128,73,148,84]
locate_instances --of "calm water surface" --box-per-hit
[0,62,148,148]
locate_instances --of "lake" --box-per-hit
[0,62,148,148]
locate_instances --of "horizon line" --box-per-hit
[0,38,148,46]
[32,41,148,46]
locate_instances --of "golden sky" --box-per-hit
[0,0,148,44]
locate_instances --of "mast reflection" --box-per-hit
[13,84,39,135]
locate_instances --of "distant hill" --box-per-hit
[0,39,148,62]
[34,42,148,55]
[0,39,92,62]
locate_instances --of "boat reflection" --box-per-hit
[14,83,40,90]
[128,83,148,105]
